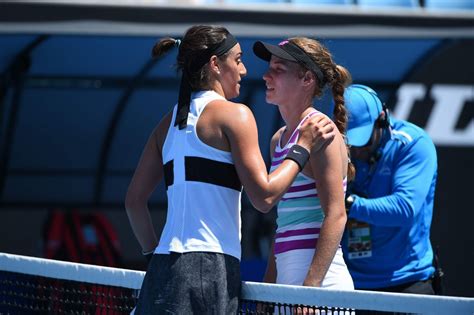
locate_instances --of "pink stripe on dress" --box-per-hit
[273,148,290,158]
[274,238,318,255]
[287,183,316,193]
[287,131,299,145]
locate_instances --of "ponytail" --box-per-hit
[331,65,355,181]
[331,65,351,134]
[151,37,179,59]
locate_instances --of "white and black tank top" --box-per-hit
[156,90,243,260]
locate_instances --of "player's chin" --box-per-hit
[228,86,240,99]
[265,94,277,105]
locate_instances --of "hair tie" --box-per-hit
[175,39,181,48]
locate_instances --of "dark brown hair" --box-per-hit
[151,25,232,91]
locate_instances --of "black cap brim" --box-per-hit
[253,41,297,62]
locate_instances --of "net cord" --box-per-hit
[0,252,145,289]
[2,252,474,314]
[241,281,474,314]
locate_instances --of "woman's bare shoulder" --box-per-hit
[153,110,173,150]
[206,99,255,125]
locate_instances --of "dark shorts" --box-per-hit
[134,252,241,315]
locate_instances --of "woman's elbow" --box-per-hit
[326,207,348,226]
[125,189,146,211]
[124,194,135,211]
[393,194,417,223]
[250,197,275,214]
[339,211,348,225]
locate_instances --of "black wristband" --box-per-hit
[285,144,310,171]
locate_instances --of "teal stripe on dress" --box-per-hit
[277,208,325,227]
[293,174,310,183]
[278,197,320,209]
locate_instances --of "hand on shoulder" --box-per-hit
[298,114,336,153]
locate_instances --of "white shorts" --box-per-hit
[276,247,354,290]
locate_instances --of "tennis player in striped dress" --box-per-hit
[254,37,354,290]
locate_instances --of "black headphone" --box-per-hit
[369,106,389,165]
[376,106,390,129]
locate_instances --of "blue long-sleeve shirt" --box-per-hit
[342,118,437,289]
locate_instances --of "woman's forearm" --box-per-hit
[125,202,158,253]
[304,212,346,286]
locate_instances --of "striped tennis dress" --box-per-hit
[270,110,354,290]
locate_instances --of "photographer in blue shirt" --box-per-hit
[342,84,439,300]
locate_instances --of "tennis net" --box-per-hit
[1,252,473,314]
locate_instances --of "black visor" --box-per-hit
[253,40,326,87]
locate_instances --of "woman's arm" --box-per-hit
[303,131,348,287]
[262,239,277,283]
[261,130,282,284]
[125,112,172,254]
[221,102,334,212]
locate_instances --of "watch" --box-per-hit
[345,194,355,213]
